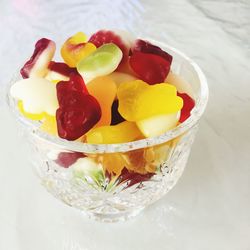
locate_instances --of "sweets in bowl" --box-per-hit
[8,30,207,222]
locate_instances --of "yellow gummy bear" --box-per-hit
[117,80,183,121]
[86,121,142,144]
[61,32,96,67]
[18,100,45,120]
[40,114,58,136]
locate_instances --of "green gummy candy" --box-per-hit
[77,43,122,83]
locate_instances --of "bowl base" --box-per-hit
[82,207,145,223]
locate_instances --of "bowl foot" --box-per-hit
[82,207,145,223]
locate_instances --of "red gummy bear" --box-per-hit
[178,92,195,122]
[55,152,86,168]
[56,73,88,107]
[56,95,101,140]
[131,39,172,64]
[56,73,101,141]
[88,30,128,64]
[48,61,77,77]
[129,52,171,84]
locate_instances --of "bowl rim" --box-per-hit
[7,40,209,153]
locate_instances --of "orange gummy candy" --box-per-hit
[87,76,117,127]
[101,153,129,176]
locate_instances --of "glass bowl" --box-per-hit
[7,41,208,222]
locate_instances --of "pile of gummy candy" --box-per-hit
[10,30,195,144]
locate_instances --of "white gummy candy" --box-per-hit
[10,78,58,116]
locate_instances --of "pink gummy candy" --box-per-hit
[20,38,55,78]
[55,152,86,168]
[89,30,128,65]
